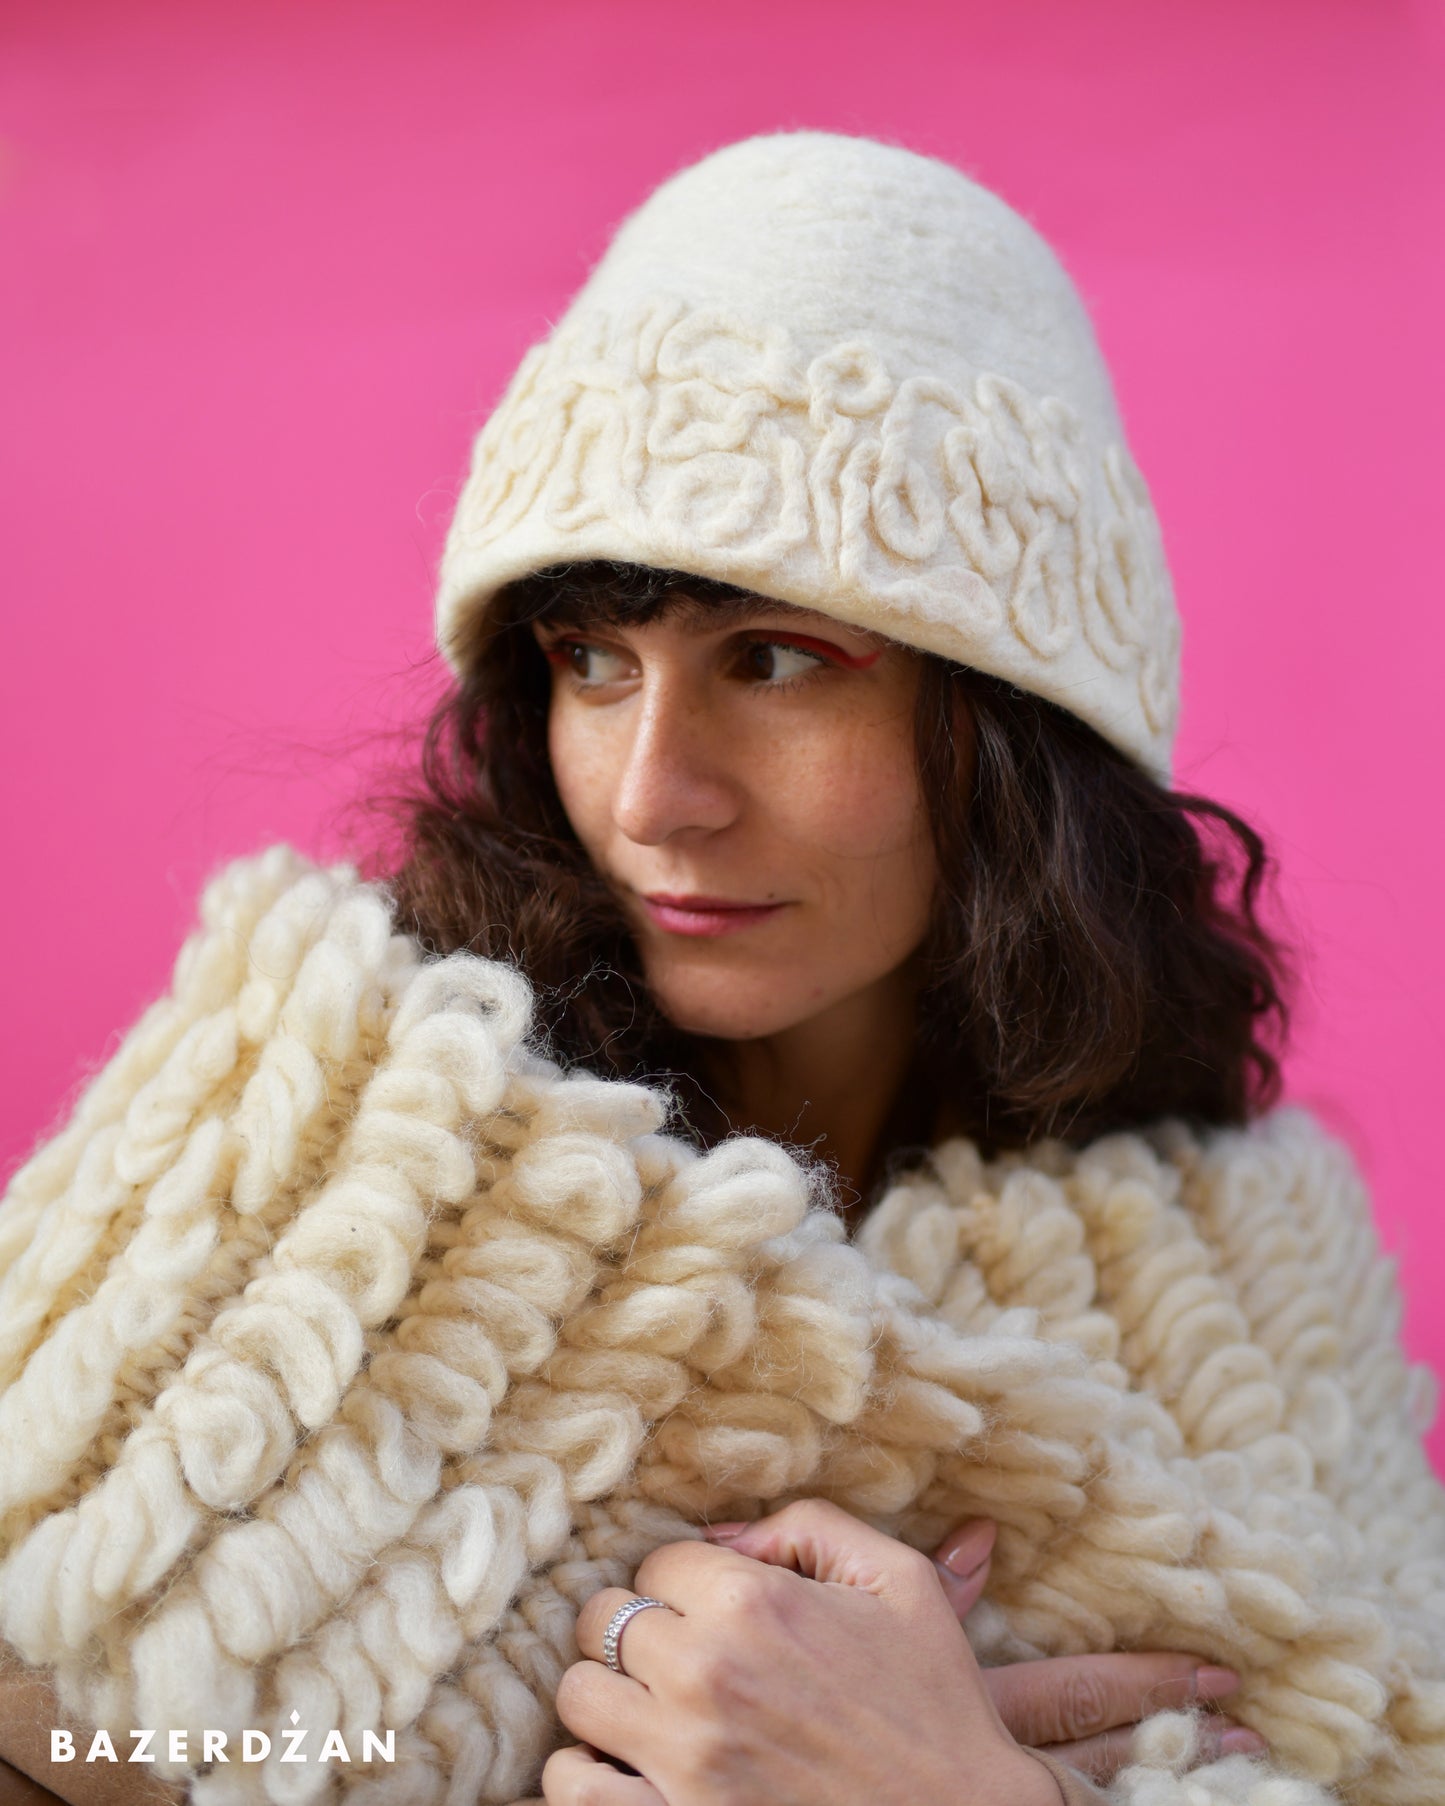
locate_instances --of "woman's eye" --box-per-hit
[742,640,828,683]
[546,640,631,684]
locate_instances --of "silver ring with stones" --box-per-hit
[602,1596,671,1675]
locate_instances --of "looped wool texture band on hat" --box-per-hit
[435,131,1181,784]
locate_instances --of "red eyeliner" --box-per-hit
[765,633,882,669]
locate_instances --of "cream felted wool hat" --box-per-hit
[435,130,1182,784]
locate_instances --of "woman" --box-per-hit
[0,132,1440,1806]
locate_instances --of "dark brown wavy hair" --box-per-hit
[372,559,1295,1171]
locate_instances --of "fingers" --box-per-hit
[929,1519,996,1620]
[704,1502,997,1618]
[542,1744,667,1805]
[985,1652,1242,1749]
[553,1660,652,1767]
[1197,1721,1269,1763]
[1044,1717,1268,1784]
[697,1498,939,1603]
[624,1537,778,1617]
[573,1589,685,1688]
[1037,1727,1140,1785]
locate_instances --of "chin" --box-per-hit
[645,968,815,1042]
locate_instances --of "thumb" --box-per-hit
[930,1518,996,1620]
[701,1498,921,1597]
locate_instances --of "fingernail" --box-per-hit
[703,1521,747,1542]
[1193,1666,1242,1700]
[937,1519,997,1579]
[1220,1728,1268,1757]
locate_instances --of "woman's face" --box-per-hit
[534,596,941,1042]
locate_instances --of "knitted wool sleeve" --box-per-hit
[0,848,1441,1806]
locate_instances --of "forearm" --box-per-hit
[0,1661,183,1806]
[0,1756,64,1805]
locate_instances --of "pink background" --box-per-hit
[3,2,1443,1470]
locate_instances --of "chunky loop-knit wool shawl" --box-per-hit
[0,848,1441,1806]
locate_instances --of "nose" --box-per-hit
[611,670,740,845]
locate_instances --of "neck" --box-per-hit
[700,964,923,1217]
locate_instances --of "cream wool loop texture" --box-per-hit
[0,850,1441,1805]
[434,131,1182,785]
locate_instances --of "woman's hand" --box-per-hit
[924,1516,1266,1784]
[543,1499,1066,1806]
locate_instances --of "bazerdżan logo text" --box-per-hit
[51,1711,395,1766]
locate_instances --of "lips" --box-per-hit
[639,892,788,938]
[645,893,771,910]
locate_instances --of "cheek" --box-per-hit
[768,714,937,951]
[547,703,610,849]
[845,774,937,941]
[779,718,930,866]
